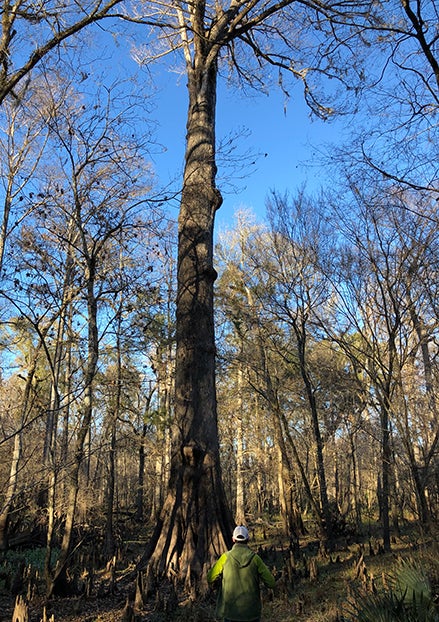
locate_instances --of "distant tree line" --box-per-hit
[216,191,439,554]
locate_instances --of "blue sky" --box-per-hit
[102,30,347,233]
[148,70,346,233]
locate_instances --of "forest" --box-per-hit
[0,0,439,620]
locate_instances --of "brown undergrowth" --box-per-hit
[1,522,438,622]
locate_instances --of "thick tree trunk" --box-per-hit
[141,59,233,591]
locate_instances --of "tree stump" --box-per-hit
[134,571,144,609]
[121,596,135,622]
[309,557,318,581]
[40,607,55,622]
[12,595,29,622]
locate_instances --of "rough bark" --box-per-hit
[140,56,233,591]
[136,0,377,593]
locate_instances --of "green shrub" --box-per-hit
[345,559,439,622]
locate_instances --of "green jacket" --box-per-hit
[207,543,275,621]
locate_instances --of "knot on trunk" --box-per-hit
[203,265,218,283]
[212,187,223,211]
[182,443,205,467]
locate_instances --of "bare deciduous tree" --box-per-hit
[0,0,124,105]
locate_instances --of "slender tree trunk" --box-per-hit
[407,304,436,524]
[104,418,117,559]
[275,435,300,555]
[104,357,120,560]
[254,331,323,540]
[149,372,169,520]
[141,57,233,591]
[400,412,430,525]
[294,321,333,550]
[0,182,12,270]
[254,396,266,516]
[44,252,76,586]
[235,366,246,525]
[0,432,21,550]
[104,288,126,558]
[349,429,362,530]
[136,421,148,522]
[378,398,391,552]
[0,349,40,550]
[60,308,73,503]
[369,368,392,552]
[47,264,99,597]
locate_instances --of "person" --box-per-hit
[207,525,275,622]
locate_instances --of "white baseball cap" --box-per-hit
[233,525,249,541]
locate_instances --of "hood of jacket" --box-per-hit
[228,543,255,568]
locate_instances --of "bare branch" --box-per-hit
[0,0,125,104]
